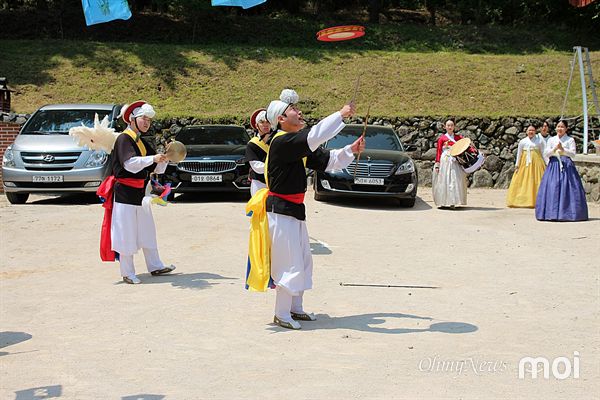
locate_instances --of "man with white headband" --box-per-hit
[246,107,271,195]
[264,89,365,329]
[97,100,175,284]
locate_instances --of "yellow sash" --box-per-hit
[245,188,271,291]
[246,131,309,292]
[123,128,147,156]
[249,136,269,154]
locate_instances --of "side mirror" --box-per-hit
[404,144,418,152]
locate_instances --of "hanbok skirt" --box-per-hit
[506,149,546,208]
[535,156,588,221]
[432,151,467,207]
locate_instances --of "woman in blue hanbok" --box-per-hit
[535,120,588,221]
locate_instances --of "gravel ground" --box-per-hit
[1,188,598,400]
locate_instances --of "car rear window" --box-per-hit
[21,110,111,135]
[176,126,249,146]
[326,127,403,151]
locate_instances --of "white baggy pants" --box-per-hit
[111,201,166,278]
[268,212,312,320]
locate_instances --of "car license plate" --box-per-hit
[191,174,222,183]
[354,177,383,185]
[33,175,63,183]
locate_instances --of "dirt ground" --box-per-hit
[1,188,599,400]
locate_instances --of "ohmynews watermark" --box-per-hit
[418,352,581,380]
[418,355,508,376]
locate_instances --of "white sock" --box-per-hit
[291,290,304,314]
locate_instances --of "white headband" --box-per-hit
[265,89,300,130]
[255,110,267,124]
[266,100,289,131]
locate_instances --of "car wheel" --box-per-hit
[6,192,29,204]
[398,197,416,208]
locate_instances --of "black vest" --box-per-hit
[266,129,330,221]
[110,133,157,206]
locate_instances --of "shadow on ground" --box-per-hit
[171,192,249,204]
[26,193,100,205]
[0,331,32,357]
[15,385,62,400]
[439,205,503,211]
[316,196,431,211]
[268,312,478,335]
[115,272,238,290]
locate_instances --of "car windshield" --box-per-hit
[176,126,249,145]
[21,110,111,135]
[325,127,404,151]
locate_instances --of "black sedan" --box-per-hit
[313,125,418,207]
[161,125,251,196]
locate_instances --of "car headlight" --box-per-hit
[84,150,108,168]
[328,168,344,174]
[395,159,415,174]
[235,157,246,165]
[2,146,15,167]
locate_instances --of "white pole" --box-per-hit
[576,46,589,154]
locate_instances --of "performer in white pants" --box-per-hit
[265,89,365,329]
[100,100,175,284]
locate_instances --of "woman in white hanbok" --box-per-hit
[432,119,467,208]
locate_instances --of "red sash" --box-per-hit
[268,191,305,204]
[97,176,145,262]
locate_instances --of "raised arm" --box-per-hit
[307,103,356,151]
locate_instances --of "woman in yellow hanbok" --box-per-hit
[506,125,546,208]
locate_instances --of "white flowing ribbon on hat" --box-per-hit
[131,103,156,120]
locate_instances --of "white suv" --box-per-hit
[2,103,122,204]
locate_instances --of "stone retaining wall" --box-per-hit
[154,115,600,202]
[2,112,598,201]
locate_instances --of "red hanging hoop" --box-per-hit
[316,25,365,42]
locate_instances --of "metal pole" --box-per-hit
[561,49,578,119]
[583,48,600,141]
[576,46,589,154]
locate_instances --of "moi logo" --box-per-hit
[518,352,580,380]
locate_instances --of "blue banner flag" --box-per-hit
[211,0,266,9]
[82,0,132,26]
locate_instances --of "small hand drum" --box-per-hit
[449,138,485,173]
[165,141,187,163]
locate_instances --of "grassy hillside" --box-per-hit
[2,39,599,118]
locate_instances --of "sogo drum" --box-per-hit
[449,138,485,173]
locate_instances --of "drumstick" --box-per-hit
[353,105,370,180]
[351,76,360,104]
